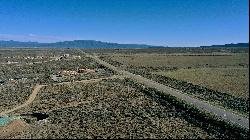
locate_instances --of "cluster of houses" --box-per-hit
[0,77,28,85]
[78,68,95,73]
[60,70,78,75]
[51,68,96,82]
[23,56,47,60]
[5,61,19,64]
[52,54,81,61]
[60,68,96,75]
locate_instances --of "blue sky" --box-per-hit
[0,0,248,47]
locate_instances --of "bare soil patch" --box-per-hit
[0,120,28,139]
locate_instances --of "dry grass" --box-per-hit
[106,53,249,99]
[110,53,249,68]
[155,68,249,99]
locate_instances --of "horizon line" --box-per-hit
[1,39,249,48]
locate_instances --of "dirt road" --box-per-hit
[0,76,122,116]
[0,84,46,116]
[86,52,249,130]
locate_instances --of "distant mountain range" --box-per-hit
[0,40,248,48]
[0,40,165,48]
[200,43,249,48]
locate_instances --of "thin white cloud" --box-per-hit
[0,33,79,43]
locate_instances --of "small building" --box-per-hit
[51,74,62,82]
[72,55,81,59]
[63,54,70,57]
[77,68,96,73]
[61,70,78,75]
[54,56,63,61]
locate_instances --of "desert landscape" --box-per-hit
[0,47,249,139]
[0,0,249,139]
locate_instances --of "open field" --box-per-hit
[100,52,249,97]
[83,47,249,54]
[99,49,249,116]
[154,68,249,99]
[102,53,249,69]
[0,48,249,139]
